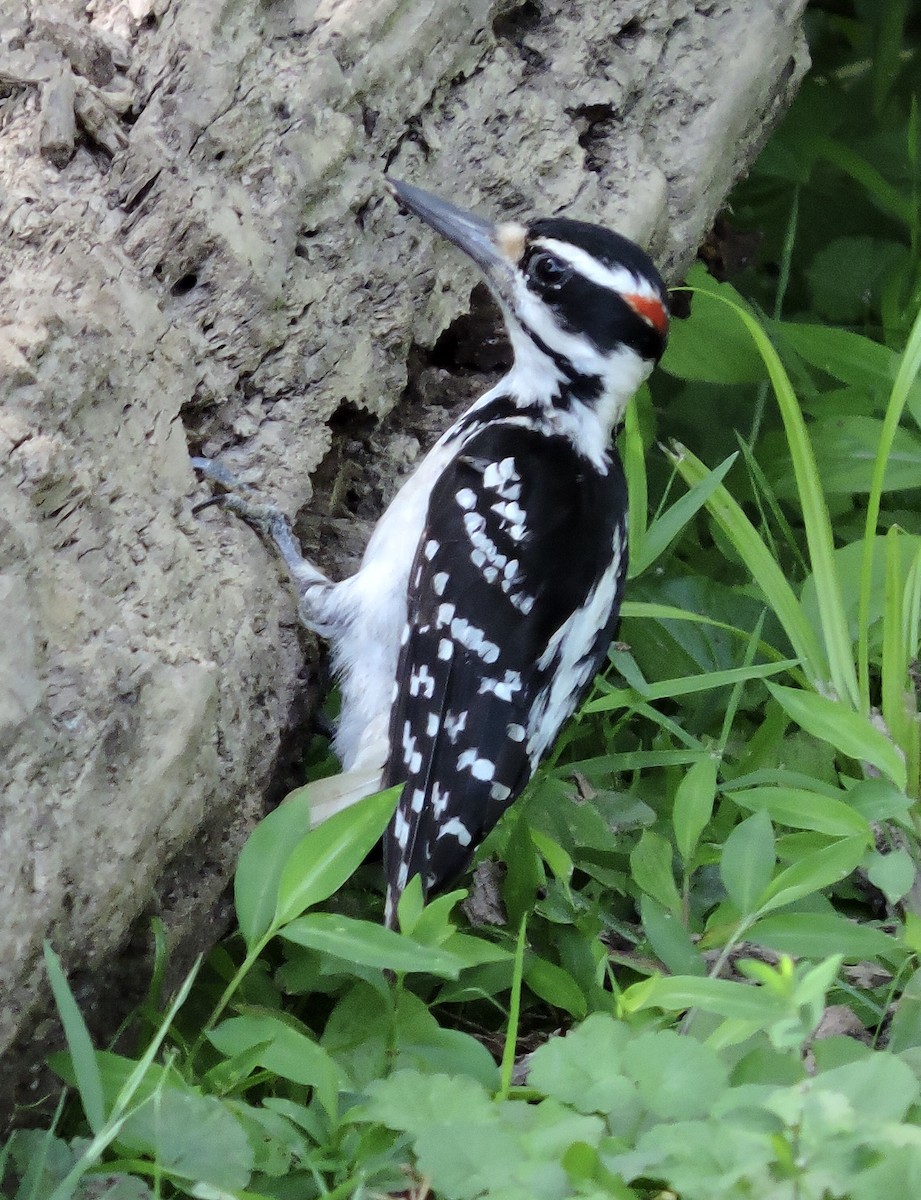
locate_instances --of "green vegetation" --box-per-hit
[5,3,921,1197]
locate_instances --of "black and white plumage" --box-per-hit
[196,180,668,927]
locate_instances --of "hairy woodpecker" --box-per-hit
[195,179,669,927]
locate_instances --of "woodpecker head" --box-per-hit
[386,178,669,432]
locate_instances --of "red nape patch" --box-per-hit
[624,293,669,334]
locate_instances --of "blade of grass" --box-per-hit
[718,611,769,758]
[622,388,648,570]
[667,442,827,685]
[858,301,921,708]
[629,452,738,577]
[903,544,921,799]
[678,284,859,707]
[498,917,527,1101]
[583,659,798,712]
[881,528,910,761]
[750,189,799,442]
[43,944,105,1136]
[46,961,201,1200]
[735,435,809,577]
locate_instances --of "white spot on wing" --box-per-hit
[438,816,472,847]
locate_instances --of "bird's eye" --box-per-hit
[527,251,570,290]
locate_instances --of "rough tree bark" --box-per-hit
[0,0,808,1114]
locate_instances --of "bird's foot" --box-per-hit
[192,456,293,542]
[192,456,331,592]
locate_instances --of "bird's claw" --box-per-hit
[191,455,307,567]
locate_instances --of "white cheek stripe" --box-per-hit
[532,237,661,301]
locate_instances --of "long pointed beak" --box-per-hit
[385,178,516,291]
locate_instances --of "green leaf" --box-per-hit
[361,1070,494,1135]
[726,785,872,839]
[641,895,706,976]
[806,236,906,323]
[776,321,920,411]
[208,1014,341,1118]
[622,1029,728,1119]
[234,787,314,949]
[720,811,775,914]
[867,848,917,904]
[766,683,907,789]
[530,828,574,882]
[888,967,921,1053]
[622,973,787,1022]
[43,943,105,1135]
[393,992,500,1087]
[629,454,737,577]
[116,1087,254,1190]
[280,912,464,977]
[662,270,768,383]
[759,836,866,914]
[847,777,914,824]
[812,1053,919,1122]
[275,786,400,924]
[667,444,827,686]
[630,830,681,916]
[524,955,588,1019]
[766,416,921,497]
[748,911,903,963]
[527,1014,635,1116]
[672,758,717,863]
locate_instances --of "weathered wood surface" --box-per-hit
[0,0,807,1112]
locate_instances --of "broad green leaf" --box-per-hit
[867,849,917,905]
[393,991,500,1088]
[661,269,767,383]
[847,777,914,823]
[774,322,908,394]
[641,895,706,976]
[395,873,426,937]
[234,787,313,949]
[720,811,775,914]
[361,1070,494,1134]
[622,1029,728,1119]
[409,887,469,945]
[766,683,907,789]
[280,912,464,977]
[811,1053,919,1121]
[759,836,866,914]
[622,974,788,1022]
[116,1088,253,1190]
[43,943,106,1136]
[888,967,921,1053]
[527,1014,634,1116]
[672,758,717,863]
[275,786,400,925]
[524,955,588,1019]
[630,830,682,916]
[806,236,906,323]
[208,1014,341,1118]
[530,828,574,882]
[765,416,921,497]
[748,911,903,963]
[726,785,872,839]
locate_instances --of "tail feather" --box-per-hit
[306,766,384,827]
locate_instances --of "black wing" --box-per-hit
[382,421,628,919]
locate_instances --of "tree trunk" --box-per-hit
[0,0,807,1114]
